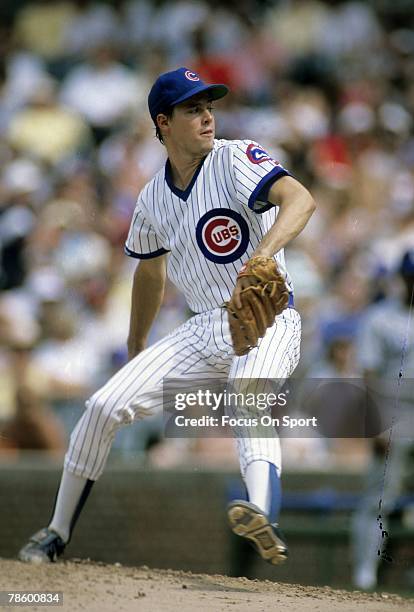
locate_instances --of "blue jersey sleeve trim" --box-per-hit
[248,168,290,214]
[124,245,170,259]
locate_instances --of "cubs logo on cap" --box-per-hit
[196,209,249,264]
[148,67,229,124]
[184,71,200,82]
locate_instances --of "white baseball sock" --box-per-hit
[48,470,92,543]
[245,460,281,523]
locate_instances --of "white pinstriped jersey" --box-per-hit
[125,138,294,313]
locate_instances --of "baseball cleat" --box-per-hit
[18,528,66,564]
[227,500,288,565]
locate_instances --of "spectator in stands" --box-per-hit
[12,0,75,63]
[60,43,140,144]
[7,77,92,164]
[0,311,66,455]
[63,0,123,59]
[0,158,42,289]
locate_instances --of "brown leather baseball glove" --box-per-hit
[224,256,289,356]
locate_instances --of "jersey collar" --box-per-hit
[164,156,207,201]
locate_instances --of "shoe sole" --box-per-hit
[227,500,287,565]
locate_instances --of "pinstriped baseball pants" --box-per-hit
[65,307,301,481]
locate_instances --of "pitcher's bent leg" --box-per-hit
[64,320,209,480]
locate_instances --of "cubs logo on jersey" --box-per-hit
[246,143,277,165]
[196,209,249,264]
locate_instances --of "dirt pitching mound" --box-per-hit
[0,559,411,612]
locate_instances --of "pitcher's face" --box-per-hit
[159,93,215,157]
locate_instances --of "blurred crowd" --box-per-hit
[0,0,413,466]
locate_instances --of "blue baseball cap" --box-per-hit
[148,67,229,125]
